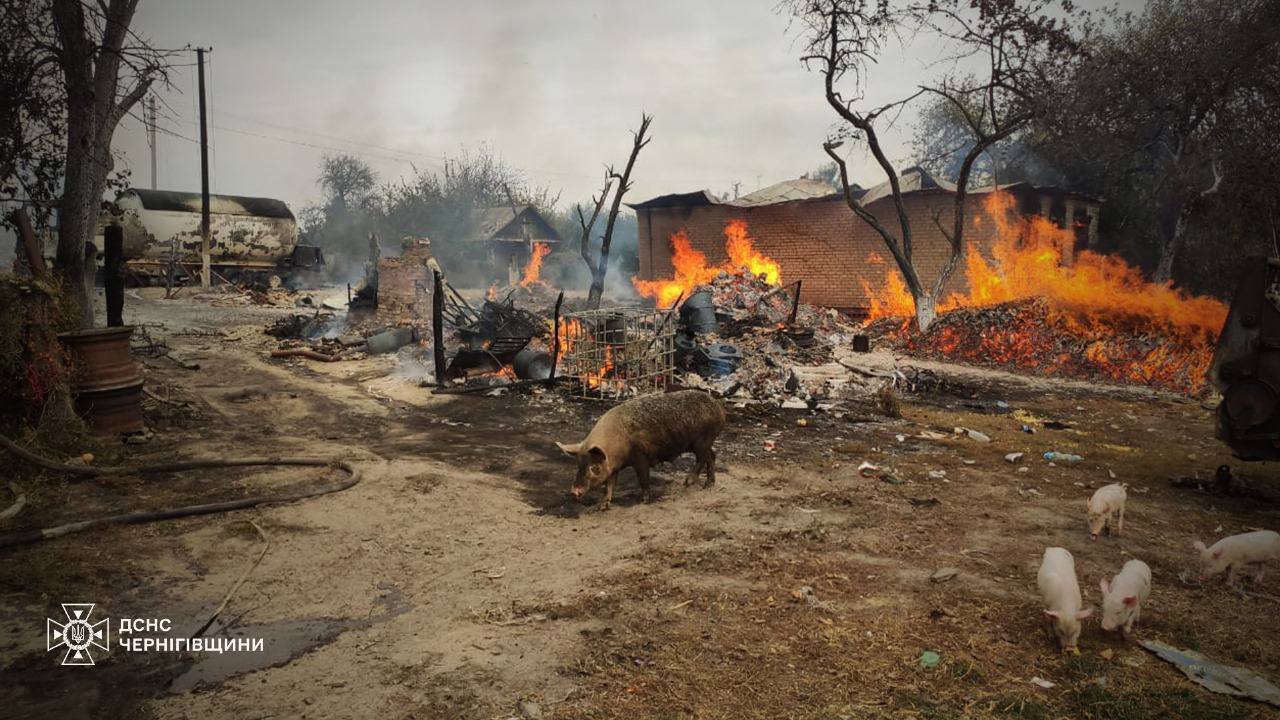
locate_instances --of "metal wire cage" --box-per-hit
[559,307,676,399]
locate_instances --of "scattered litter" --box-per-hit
[1005,452,1024,463]
[859,462,902,485]
[920,651,941,668]
[796,418,809,427]
[954,427,991,442]
[1101,648,1114,660]
[908,497,940,508]
[1140,639,1280,706]
[918,430,950,441]
[930,567,959,583]
[763,440,777,452]
[1021,424,1036,434]
[1043,451,1083,464]
[1030,677,1056,689]
[927,469,946,480]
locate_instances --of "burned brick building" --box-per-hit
[631,169,1100,313]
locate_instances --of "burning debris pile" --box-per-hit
[874,298,1216,395]
[627,218,880,406]
[863,192,1227,396]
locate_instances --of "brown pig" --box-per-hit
[556,389,726,510]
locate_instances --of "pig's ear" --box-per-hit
[1122,596,1137,607]
[1213,547,1225,559]
[1043,610,1061,619]
[587,446,606,463]
[1193,540,1207,553]
[1100,579,1110,596]
[555,441,583,456]
[1076,607,1094,620]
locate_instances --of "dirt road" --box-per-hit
[1,289,1278,719]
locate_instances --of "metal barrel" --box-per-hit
[58,327,144,435]
[57,326,142,391]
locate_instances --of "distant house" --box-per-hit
[630,169,1101,313]
[472,205,562,284]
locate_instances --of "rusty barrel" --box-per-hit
[57,326,145,435]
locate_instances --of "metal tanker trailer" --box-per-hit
[101,188,323,284]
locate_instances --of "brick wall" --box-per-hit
[637,193,1001,312]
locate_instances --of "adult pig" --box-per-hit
[556,390,726,510]
[1194,530,1280,585]
[1099,559,1152,635]
[1038,547,1093,653]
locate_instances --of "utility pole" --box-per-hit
[148,95,157,190]
[197,47,211,288]
[732,181,741,200]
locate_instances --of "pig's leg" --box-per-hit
[685,452,704,487]
[1116,506,1124,536]
[1226,563,1238,587]
[635,459,652,503]
[1252,563,1266,584]
[599,473,616,511]
[701,445,717,488]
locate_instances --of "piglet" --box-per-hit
[556,389,726,511]
[1193,530,1280,585]
[1087,483,1127,539]
[1099,559,1151,635]
[1038,547,1093,653]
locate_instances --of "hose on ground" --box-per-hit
[0,432,361,550]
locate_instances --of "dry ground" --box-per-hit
[1,287,1279,720]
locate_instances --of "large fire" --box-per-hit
[632,219,781,306]
[865,191,1228,394]
[520,242,552,287]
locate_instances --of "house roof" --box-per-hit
[121,189,295,219]
[630,167,1101,211]
[473,205,562,243]
[728,178,841,207]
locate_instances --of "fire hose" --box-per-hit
[0,432,361,550]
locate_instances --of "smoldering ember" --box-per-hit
[3,2,1280,719]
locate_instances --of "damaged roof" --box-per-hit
[630,166,1101,210]
[729,178,842,207]
[473,205,562,244]
[120,189,295,219]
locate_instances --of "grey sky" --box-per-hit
[112,0,1134,214]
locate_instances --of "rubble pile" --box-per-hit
[672,270,877,405]
[489,280,562,309]
[868,298,1215,395]
[265,311,420,362]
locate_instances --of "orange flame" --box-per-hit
[520,242,552,287]
[486,282,499,301]
[865,191,1228,393]
[632,220,780,306]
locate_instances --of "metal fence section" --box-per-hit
[559,307,676,399]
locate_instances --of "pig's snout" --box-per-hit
[570,487,585,499]
[1090,534,1098,540]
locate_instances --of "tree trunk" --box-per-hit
[914,291,938,333]
[1153,202,1190,284]
[51,0,147,329]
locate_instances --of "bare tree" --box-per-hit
[49,0,176,326]
[793,0,1079,330]
[582,113,652,309]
